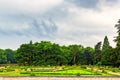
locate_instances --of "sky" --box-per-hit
[0,0,119,49]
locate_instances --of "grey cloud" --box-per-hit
[0,0,118,49]
[106,0,118,2]
[0,0,63,16]
[67,0,98,8]
[31,18,57,37]
[0,18,58,38]
[67,0,118,9]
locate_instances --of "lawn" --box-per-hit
[0,64,119,76]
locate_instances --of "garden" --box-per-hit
[0,64,119,76]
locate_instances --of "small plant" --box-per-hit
[15,69,20,73]
[96,62,102,66]
[3,69,7,72]
[76,73,81,76]
[27,68,31,72]
[30,73,36,76]
[112,69,117,72]
[20,72,30,74]
[0,69,3,72]
[81,66,86,69]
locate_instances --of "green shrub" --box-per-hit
[0,69,3,72]
[81,66,86,69]
[30,73,36,76]
[6,68,14,72]
[112,69,117,72]
[76,73,81,76]
[96,62,102,66]
[20,72,30,74]
[101,70,105,73]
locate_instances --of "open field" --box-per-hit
[0,65,119,76]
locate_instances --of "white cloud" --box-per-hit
[0,0,63,35]
[0,0,119,49]
[53,0,120,47]
[0,0,63,15]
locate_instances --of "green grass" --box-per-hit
[0,65,119,76]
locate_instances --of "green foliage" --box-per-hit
[15,40,96,66]
[0,49,7,64]
[68,45,83,65]
[112,48,120,67]
[96,62,102,66]
[16,41,36,66]
[114,19,120,67]
[84,47,94,65]
[102,36,110,51]
[0,65,119,76]
[101,36,113,66]
[30,73,36,76]
[93,42,102,65]
[5,49,16,63]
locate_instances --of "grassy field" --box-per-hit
[0,64,119,76]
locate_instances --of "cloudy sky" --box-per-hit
[0,0,119,49]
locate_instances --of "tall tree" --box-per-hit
[115,19,120,47]
[0,49,7,64]
[93,42,102,65]
[68,45,81,65]
[114,19,120,67]
[84,47,94,65]
[101,36,112,65]
[16,41,36,66]
[5,49,16,63]
[102,36,110,51]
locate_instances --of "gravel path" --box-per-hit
[0,77,119,80]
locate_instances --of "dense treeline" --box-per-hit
[15,37,114,66]
[0,20,120,67]
[0,36,114,66]
[0,49,16,64]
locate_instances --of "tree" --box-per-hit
[115,19,120,47]
[34,41,54,65]
[68,45,80,65]
[34,41,67,66]
[16,41,36,66]
[60,46,70,65]
[101,36,112,65]
[93,42,102,65]
[51,43,67,66]
[114,19,120,67]
[0,49,7,64]
[76,46,86,65]
[45,43,62,66]
[84,47,94,65]
[102,36,110,51]
[5,49,16,63]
